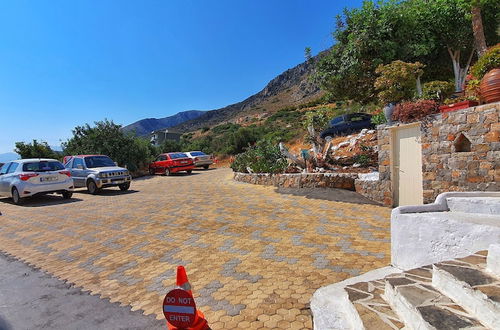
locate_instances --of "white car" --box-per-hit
[184,151,214,169]
[0,158,74,205]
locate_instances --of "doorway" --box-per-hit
[392,123,423,206]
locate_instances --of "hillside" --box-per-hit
[0,152,19,163]
[122,110,205,136]
[172,57,322,132]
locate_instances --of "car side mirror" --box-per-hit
[77,164,84,170]
[114,162,118,166]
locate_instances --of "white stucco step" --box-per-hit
[392,211,500,270]
[433,252,500,329]
[447,197,500,215]
[384,269,487,329]
[487,244,500,276]
[311,266,401,329]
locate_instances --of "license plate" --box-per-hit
[40,176,57,182]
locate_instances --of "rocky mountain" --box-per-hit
[123,55,323,135]
[172,57,322,132]
[122,110,205,136]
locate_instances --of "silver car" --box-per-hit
[64,155,131,194]
[185,151,214,169]
[0,159,74,205]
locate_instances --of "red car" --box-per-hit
[149,152,195,176]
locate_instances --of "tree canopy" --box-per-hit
[62,119,155,172]
[14,140,60,159]
[315,0,500,102]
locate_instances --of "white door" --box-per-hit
[393,124,423,206]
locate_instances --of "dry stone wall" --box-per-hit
[368,102,500,206]
[233,172,357,190]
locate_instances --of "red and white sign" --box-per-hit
[163,289,197,328]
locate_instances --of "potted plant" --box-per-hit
[422,81,455,103]
[374,61,425,123]
[471,44,500,104]
[439,96,479,113]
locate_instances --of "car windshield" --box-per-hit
[330,117,344,126]
[23,161,64,172]
[169,153,188,159]
[190,151,206,156]
[85,156,116,168]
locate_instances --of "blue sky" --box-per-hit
[0,0,362,154]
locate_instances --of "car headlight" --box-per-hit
[98,173,107,178]
[124,170,129,176]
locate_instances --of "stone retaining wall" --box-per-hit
[374,102,500,206]
[233,172,357,190]
[354,179,391,206]
[234,102,500,207]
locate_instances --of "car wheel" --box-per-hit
[11,187,23,205]
[87,180,99,195]
[149,168,155,175]
[203,165,209,169]
[119,183,130,191]
[187,170,192,174]
[164,168,171,176]
[62,191,73,199]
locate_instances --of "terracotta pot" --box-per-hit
[439,100,479,113]
[480,68,500,103]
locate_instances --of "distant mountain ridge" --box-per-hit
[172,56,322,132]
[0,152,19,163]
[124,55,323,135]
[122,110,205,136]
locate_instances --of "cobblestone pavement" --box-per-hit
[0,168,391,329]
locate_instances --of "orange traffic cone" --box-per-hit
[176,266,192,294]
[166,266,210,330]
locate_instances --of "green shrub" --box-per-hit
[160,139,182,153]
[266,108,302,123]
[422,81,455,102]
[201,126,210,133]
[471,43,500,79]
[211,123,241,135]
[371,112,387,125]
[230,141,288,174]
[302,107,339,131]
[15,140,60,160]
[374,61,425,104]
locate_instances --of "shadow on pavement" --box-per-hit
[0,252,164,330]
[0,315,13,330]
[276,187,382,206]
[0,195,83,208]
[74,189,140,196]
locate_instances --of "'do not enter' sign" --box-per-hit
[163,289,197,328]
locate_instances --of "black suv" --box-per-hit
[320,113,374,140]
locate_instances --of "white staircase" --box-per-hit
[311,193,500,329]
[312,247,500,329]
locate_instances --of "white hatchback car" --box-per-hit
[0,158,74,205]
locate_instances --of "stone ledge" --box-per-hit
[233,172,357,190]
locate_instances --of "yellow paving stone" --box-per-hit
[0,168,390,328]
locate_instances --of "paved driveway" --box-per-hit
[0,168,390,329]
